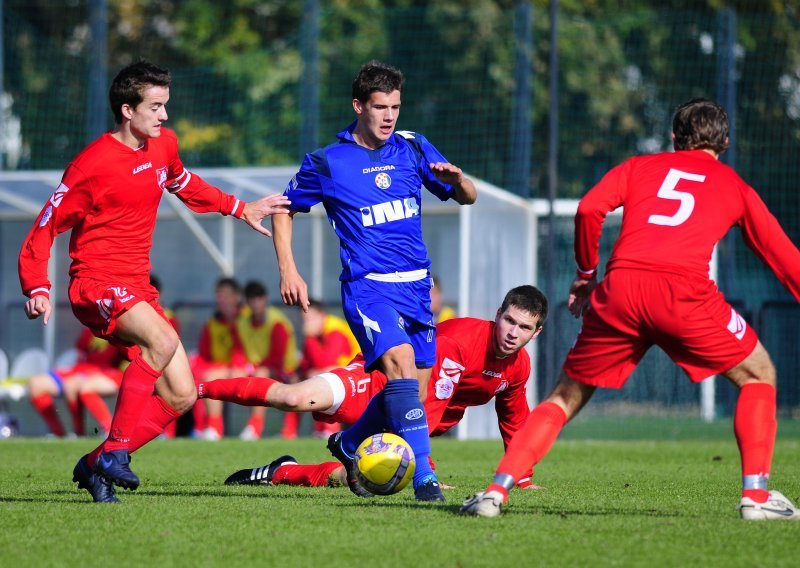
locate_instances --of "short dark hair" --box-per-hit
[352,60,404,103]
[244,280,267,299]
[499,285,548,328]
[109,59,171,124]
[215,277,241,294]
[672,98,729,154]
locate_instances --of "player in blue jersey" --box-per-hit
[273,61,477,502]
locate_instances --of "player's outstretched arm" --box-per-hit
[24,295,52,326]
[429,162,477,205]
[272,212,309,312]
[567,276,597,319]
[240,194,292,237]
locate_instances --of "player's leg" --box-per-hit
[28,371,66,437]
[89,302,179,488]
[722,341,797,520]
[486,371,594,504]
[224,456,345,487]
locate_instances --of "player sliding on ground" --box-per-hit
[198,286,547,494]
[459,98,800,521]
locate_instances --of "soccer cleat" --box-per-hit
[95,449,140,490]
[414,478,445,502]
[458,491,504,517]
[72,455,119,503]
[224,455,298,486]
[738,490,800,521]
[326,432,373,498]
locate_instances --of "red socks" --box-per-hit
[490,401,568,498]
[103,355,161,451]
[281,412,300,439]
[198,377,277,406]
[128,394,182,453]
[207,414,225,438]
[88,394,181,467]
[79,391,112,434]
[735,382,777,503]
[271,462,342,487]
[245,413,265,438]
[67,398,85,436]
[31,394,65,437]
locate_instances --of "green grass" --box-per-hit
[1,437,798,567]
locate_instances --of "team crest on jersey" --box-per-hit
[435,377,454,400]
[375,172,392,189]
[156,166,168,190]
[50,183,69,207]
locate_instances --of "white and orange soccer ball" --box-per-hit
[354,433,416,495]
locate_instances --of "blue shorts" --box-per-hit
[48,370,66,396]
[341,276,436,372]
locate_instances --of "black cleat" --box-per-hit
[95,449,139,490]
[72,455,119,503]
[414,478,445,502]
[224,454,298,486]
[327,432,373,498]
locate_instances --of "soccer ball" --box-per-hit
[354,433,416,495]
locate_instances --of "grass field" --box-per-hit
[1,434,798,567]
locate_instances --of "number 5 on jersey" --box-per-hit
[648,168,705,227]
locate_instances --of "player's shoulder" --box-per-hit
[69,134,121,170]
[437,317,490,339]
[392,130,434,156]
[152,127,179,151]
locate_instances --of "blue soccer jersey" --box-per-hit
[284,122,456,281]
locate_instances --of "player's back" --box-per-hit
[582,150,750,278]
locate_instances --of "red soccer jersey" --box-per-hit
[424,317,531,447]
[575,150,800,300]
[18,128,245,296]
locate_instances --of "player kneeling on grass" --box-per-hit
[198,285,547,495]
[459,98,800,521]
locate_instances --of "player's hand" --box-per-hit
[428,162,465,185]
[280,269,310,312]
[567,276,597,319]
[24,295,52,326]
[241,194,292,237]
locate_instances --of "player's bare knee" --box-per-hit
[281,388,305,411]
[168,388,197,414]
[724,342,777,388]
[27,374,53,397]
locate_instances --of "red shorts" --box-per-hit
[311,355,388,424]
[563,269,758,388]
[68,277,165,361]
